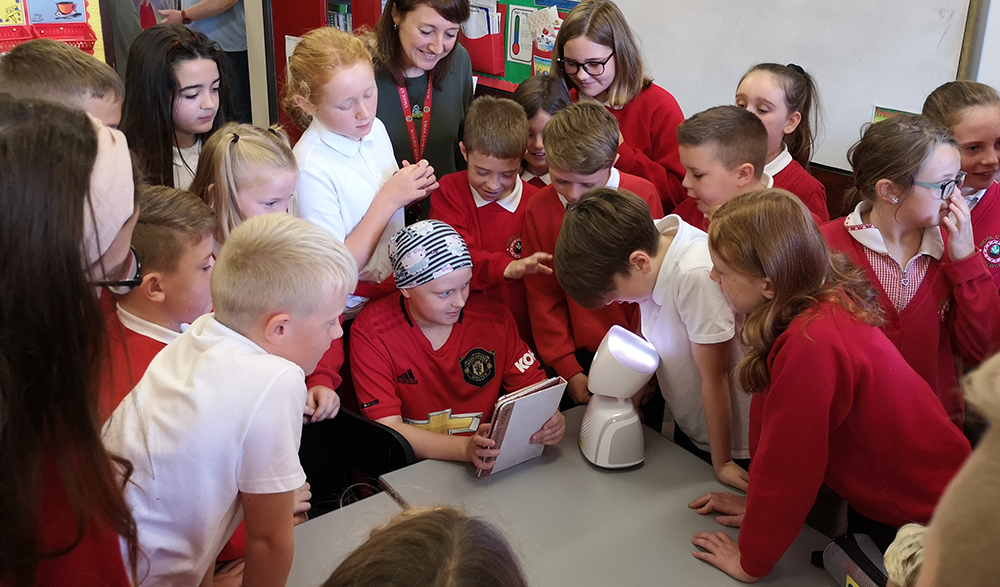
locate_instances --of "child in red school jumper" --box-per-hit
[522,101,663,406]
[553,0,686,210]
[820,114,1000,429]
[923,80,1000,291]
[351,220,565,471]
[511,74,572,190]
[102,185,216,421]
[735,63,828,221]
[429,96,552,349]
[672,106,779,231]
[689,189,970,583]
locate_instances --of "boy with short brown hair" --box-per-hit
[429,96,552,349]
[554,188,750,489]
[673,105,771,229]
[101,185,216,421]
[522,101,664,405]
[0,39,125,127]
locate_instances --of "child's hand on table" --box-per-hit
[688,492,746,527]
[691,531,760,583]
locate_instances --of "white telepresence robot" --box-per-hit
[579,325,660,468]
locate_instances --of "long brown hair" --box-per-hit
[843,114,957,211]
[374,0,471,89]
[738,63,821,167]
[323,507,528,587]
[708,189,882,394]
[0,96,138,584]
[552,0,651,107]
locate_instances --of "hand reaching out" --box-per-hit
[503,252,554,280]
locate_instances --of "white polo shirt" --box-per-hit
[294,116,404,309]
[640,215,751,458]
[103,314,307,585]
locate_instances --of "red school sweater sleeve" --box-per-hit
[942,249,1000,364]
[522,189,582,379]
[305,335,344,392]
[611,85,687,210]
[619,173,665,219]
[429,173,512,290]
[738,312,855,579]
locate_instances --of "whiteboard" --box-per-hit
[614,0,970,170]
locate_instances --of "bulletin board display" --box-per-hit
[0,0,103,61]
[469,0,578,92]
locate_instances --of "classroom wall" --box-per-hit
[614,0,971,171]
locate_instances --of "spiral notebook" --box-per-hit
[477,376,566,478]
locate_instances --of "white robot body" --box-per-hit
[579,326,660,469]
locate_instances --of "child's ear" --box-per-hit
[736,163,756,187]
[760,276,776,300]
[400,288,412,300]
[263,312,293,346]
[875,178,902,204]
[783,111,802,136]
[612,152,621,168]
[138,272,166,303]
[206,182,216,201]
[459,141,468,162]
[628,250,653,274]
[293,95,317,118]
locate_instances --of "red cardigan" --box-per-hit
[739,300,970,578]
[772,159,829,222]
[428,172,539,348]
[522,172,663,378]
[572,85,686,211]
[822,219,1000,427]
[969,181,1000,290]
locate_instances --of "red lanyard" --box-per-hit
[397,75,433,162]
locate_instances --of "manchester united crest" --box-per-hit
[459,347,495,387]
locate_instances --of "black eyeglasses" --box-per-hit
[558,51,615,76]
[913,171,966,200]
[94,246,143,294]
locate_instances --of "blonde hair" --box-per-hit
[552,0,650,108]
[131,185,216,274]
[844,115,957,211]
[283,28,373,130]
[708,189,881,394]
[677,105,768,180]
[323,507,528,587]
[212,214,358,335]
[884,524,927,587]
[0,39,124,108]
[544,101,619,175]
[922,80,1000,131]
[463,96,529,160]
[189,122,296,243]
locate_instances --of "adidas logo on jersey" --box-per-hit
[396,369,418,385]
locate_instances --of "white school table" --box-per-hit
[378,406,837,586]
[286,492,402,586]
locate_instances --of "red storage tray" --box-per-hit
[459,3,506,77]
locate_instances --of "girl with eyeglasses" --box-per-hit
[552,0,686,212]
[923,80,1000,292]
[820,114,1000,430]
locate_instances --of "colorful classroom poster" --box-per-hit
[872,106,916,124]
[0,0,25,24]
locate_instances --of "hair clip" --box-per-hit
[267,128,279,136]
[231,133,240,144]
[787,63,806,76]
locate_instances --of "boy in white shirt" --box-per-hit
[554,188,751,491]
[103,214,358,586]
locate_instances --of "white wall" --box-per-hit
[615,0,971,170]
